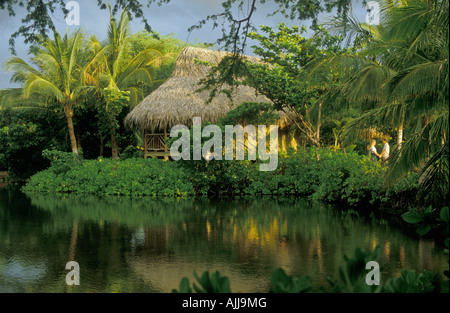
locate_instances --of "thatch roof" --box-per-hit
[125,46,291,131]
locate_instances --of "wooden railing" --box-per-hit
[144,132,171,160]
[145,133,166,151]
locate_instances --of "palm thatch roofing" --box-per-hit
[125,46,291,131]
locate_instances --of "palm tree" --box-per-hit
[325,0,448,205]
[378,0,448,176]
[84,5,166,159]
[4,30,87,155]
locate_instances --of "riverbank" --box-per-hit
[20,148,426,228]
[22,149,419,201]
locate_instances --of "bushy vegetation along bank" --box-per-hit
[23,148,419,212]
[22,150,194,197]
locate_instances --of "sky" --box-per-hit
[0,0,370,89]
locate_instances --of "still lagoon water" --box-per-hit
[0,184,447,292]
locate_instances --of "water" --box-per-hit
[0,185,447,293]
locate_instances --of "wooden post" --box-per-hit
[144,129,148,159]
[164,128,169,161]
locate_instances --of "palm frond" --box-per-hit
[386,110,449,185]
[384,60,449,102]
[4,57,43,80]
[341,63,392,102]
[417,138,449,208]
[0,88,51,109]
[68,30,84,79]
[22,74,64,101]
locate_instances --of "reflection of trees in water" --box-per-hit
[26,192,195,228]
[124,198,446,290]
[68,219,78,262]
[1,189,446,292]
[0,189,157,292]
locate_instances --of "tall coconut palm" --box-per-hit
[84,5,166,159]
[325,0,448,205]
[4,30,87,155]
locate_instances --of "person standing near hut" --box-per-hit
[379,138,390,163]
[367,139,380,161]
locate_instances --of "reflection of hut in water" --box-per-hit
[124,46,299,159]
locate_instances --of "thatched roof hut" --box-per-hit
[125,46,290,131]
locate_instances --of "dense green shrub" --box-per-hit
[314,149,387,207]
[23,147,421,210]
[176,146,418,210]
[0,107,68,179]
[22,154,194,197]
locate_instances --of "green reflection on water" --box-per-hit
[0,186,447,293]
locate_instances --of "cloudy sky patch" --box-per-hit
[0,0,369,89]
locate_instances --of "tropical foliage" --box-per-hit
[4,30,87,154]
[0,106,68,179]
[328,0,448,206]
[195,0,448,209]
[22,146,420,217]
[22,150,194,197]
[1,0,448,298]
[1,7,198,162]
[84,5,167,159]
[198,23,351,148]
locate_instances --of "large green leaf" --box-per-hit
[416,224,431,236]
[401,210,424,224]
[440,207,449,224]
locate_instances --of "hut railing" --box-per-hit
[145,133,166,151]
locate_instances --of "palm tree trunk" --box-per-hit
[397,119,404,150]
[64,105,78,155]
[315,102,322,148]
[68,219,79,261]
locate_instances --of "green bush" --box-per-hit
[0,107,68,179]
[22,155,194,197]
[176,146,416,210]
[23,147,421,210]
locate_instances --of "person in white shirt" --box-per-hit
[379,138,390,163]
[367,139,380,161]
